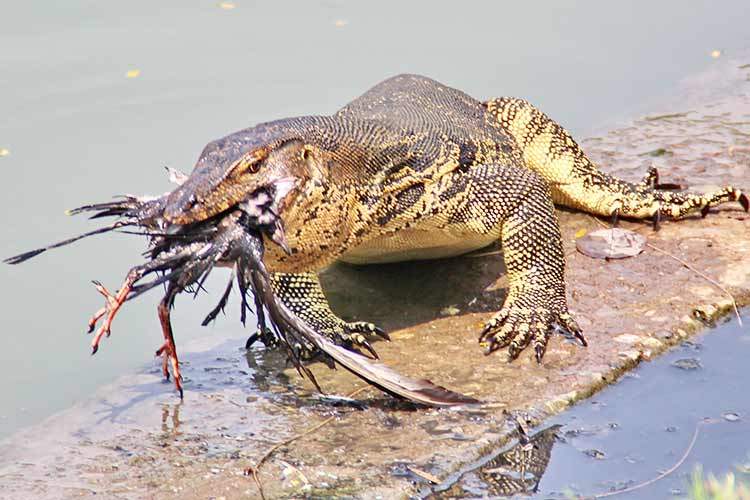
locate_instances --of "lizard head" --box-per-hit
[163,137,330,226]
[161,128,337,256]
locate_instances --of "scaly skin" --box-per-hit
[158,74,746,364]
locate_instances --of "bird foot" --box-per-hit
[155,341,183,398]
[87,278,134,355]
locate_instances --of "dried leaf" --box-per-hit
[125,69,141,79]
[574,228,587,239]
[576,228,646,260]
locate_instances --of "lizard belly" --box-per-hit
[340,228,499,265]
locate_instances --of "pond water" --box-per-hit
[1,0,749,439]
[426,312,750,498]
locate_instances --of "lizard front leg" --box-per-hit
[485,97,748,225]
[267,272,388,359]
[470,165,586,361]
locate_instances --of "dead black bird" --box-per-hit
[4,135,479,407]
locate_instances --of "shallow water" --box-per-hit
[1,0,750,439]
[427,312,750,498]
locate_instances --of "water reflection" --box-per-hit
[430,421,562,498]
[160,403,181,435]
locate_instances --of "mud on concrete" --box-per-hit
[1,59,749,499]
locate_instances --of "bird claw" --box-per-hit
[156,342,183,398]
[87,277,134,354]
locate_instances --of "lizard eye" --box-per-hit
[229,146,268,177]
[246,159,261,174]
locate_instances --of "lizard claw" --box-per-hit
[480,296,585,362]
[345,321,390,341]
[739,192,749,212]
[534,343,546,363]
[346,332,379,359]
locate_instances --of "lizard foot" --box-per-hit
[479,298,585,362]
[245,317,388,360]
[329,321,389,360]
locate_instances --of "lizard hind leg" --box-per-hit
[484,97,749,225]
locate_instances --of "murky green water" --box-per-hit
[1,0,749,439]
[426,313,750,499]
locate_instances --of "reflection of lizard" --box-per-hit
[6,74,747,400]
[432,421,561,497]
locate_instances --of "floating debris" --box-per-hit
[334,19,348,27]
[0,148,9,157]
[218,1,236,9]
[671,358,702,370]
[644,112,691,121]
[640,148,674,158]
[711,49,722,59]
[125,69,141,79]
[584,448,606,460]
[722,412,740,422]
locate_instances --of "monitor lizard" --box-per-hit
[6,74,747,401]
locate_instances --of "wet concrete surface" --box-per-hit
[2,58,750,500]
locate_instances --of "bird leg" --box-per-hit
[155,283,183,398]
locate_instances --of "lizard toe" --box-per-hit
[345,321,390,341]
